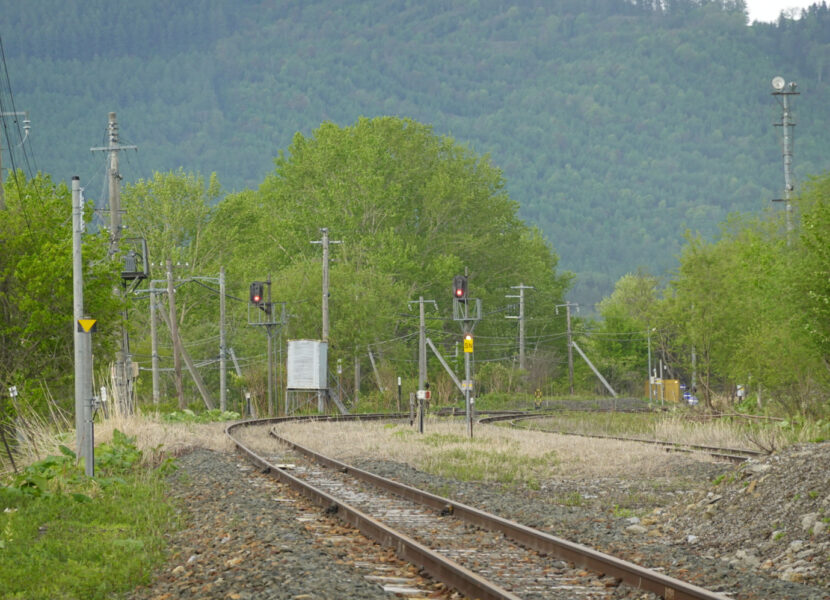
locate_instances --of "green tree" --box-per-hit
[591,270,659,394]
[0,173,121,416]
[657,212,826,414]
[121,170,225,407]
[209,117,570,396]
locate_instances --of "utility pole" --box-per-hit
[72,176,94,474]
[266,279,274,415]
[0,111,30,210]
[771,77,798,244]
[312,227,341,411]
[506,284,533,371]
[311,227,342,342]
[556,303,578,395]
[149,280,160,404]
[166,259,185,409]
[409,296,437,433]
[219,266,227,412]
[419,297,426,433]
[647,328,653,402]
[91,113,137,256]
[354,346,361,407]
[91,112,138,412]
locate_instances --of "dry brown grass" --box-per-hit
[93,412,233,461]
[0,401,232,477]
[271,418,718,482]
[653,415,755,449]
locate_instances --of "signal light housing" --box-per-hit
[453,275,467,300]
[250,281,264,305]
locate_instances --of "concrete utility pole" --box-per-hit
[408,296,437,433]
[149,280,160,405]
[506,284,533,371]
[91,113,137,256]
[166,259,185,409]
[72,177,93,475]
[556,303,578,395]
[647,328,653,402]
[311,227,342,342]
[354,347,361,407]
[91,112,137,412]
[0,111,30,210]
[219,266,227,412]
[771,77,798,244]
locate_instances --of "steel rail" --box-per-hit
[228,417,733,600]
[226,417,521,600]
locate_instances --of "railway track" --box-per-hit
[478,413,765,464]
[227,416,732,600]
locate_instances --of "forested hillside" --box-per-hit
[2,0,830,306]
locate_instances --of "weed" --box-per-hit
[0,430,176,600]
[556,491,584,507]
[391,428,414,440]
[612,504,636,518]
[712,473,733,486]
[161,408,240,424]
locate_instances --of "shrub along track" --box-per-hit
[227,415,732,600]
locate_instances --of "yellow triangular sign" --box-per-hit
[78,319,97,333]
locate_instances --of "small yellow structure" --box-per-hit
[645,378,680,403]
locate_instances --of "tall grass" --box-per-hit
[0,385,232,600]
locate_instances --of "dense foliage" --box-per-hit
[2,0,830,306]
[587,172,830,416]
[0,174,121,417]
[120,118,570,412]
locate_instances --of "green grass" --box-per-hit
[419,443,557,488]
[555,491,585,507]
[0,431,178,600]
[612,504,636,518]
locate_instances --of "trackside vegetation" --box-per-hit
[0,430,176,600]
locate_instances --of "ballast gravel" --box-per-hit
[127,449,410,600]
[129,440,830,600]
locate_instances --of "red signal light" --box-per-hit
[452,275,467,300]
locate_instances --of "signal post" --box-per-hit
[453,274,481,437]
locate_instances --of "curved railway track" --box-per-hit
[227,416,732,600]
[478,413,766,464]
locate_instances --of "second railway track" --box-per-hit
[478,413,766,464]
[227,417,733,600]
